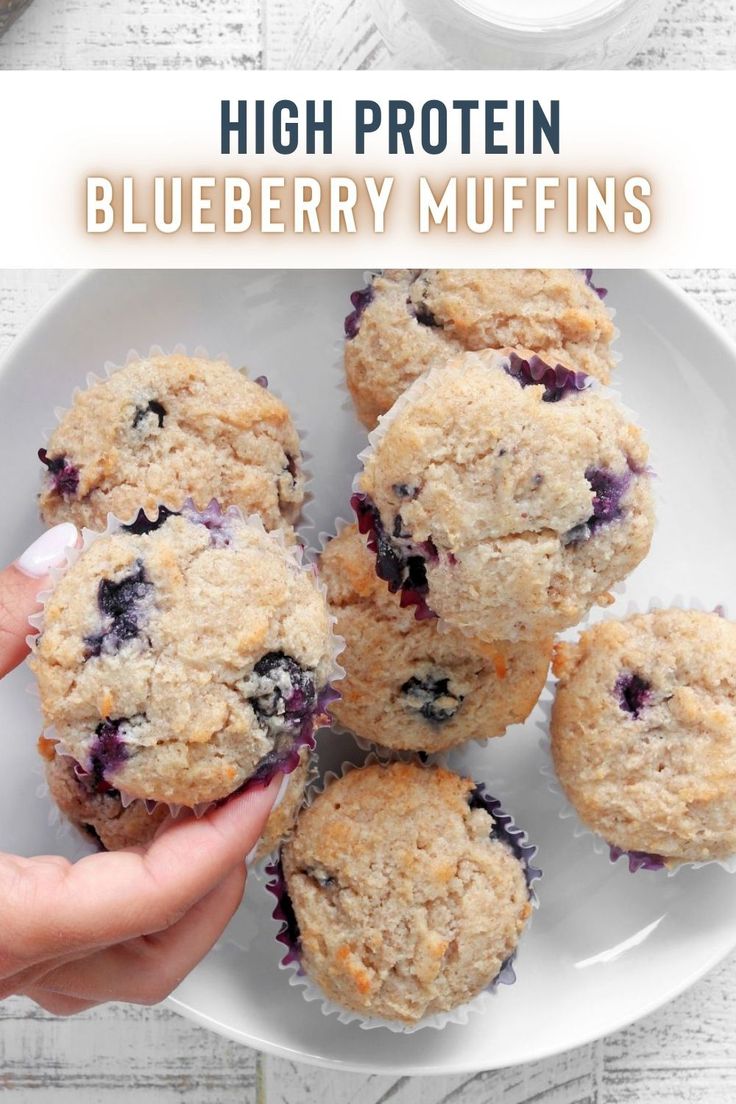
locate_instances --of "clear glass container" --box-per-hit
[373,0,667,69]
[0,0,34,36]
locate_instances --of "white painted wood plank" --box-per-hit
[602,955,736,1076]
[667,268,736,334]
[1,0,734,70]
[630,0,736,69]
[277,0,385,71]
[0,994,259,1100]
[0,0,264,69]
[262,1044,600,1104]
[0,270,71,356]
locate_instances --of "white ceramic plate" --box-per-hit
[2,269,736,1075]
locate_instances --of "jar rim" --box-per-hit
[448,0,635,33]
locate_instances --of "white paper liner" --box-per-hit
[39,342,314,542]
[29,504,345,822]
[538,595,736,876]
[349,343,649,647]
[266,751,541,1033]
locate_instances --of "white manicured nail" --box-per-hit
[271,772,291,814]
[16,523,78,577]
[245,773,291,868]
[245,842,260,868]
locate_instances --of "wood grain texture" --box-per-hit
[0,0,264,68]
[0,996,260,1100]
[629,0,736,68]
[0,0,734,69]
[1,268,736,1102]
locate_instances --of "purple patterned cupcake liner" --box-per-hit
[581,268,608,301]
[28,503,345,822]
[537,595,736,876]
[333,272,381,424]
[265,751,540,1033]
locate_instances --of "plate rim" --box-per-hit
[166,926,734,1075]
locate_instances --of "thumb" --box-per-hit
[7,774,284,959]
[0,524,78,678]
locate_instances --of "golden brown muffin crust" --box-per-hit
[551,610,736,864]
[282,762,532,1023]
[39,354,304,531]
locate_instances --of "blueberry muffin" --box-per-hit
[31,504,336,808]
[321,525,551,752]
[41,738,310,859]
[39,354,304,532]
[345,269,615,428]
[354,348,654,643]
[551,610,736,866]
[41,738,169,851]
[278,761,535,1024]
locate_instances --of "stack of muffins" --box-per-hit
[32,354,337,862]
[27,271,736,1033]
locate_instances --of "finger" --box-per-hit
[21,987,99,1016]
[35,863,247,1005]
[0,936,112,997]
[0,524,78,677]
[3,774,280,961]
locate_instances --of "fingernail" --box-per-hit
[245,773,289,868]
[16,523,78,577]
[271,772,291,814]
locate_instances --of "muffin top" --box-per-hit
[31,505,334,807]
[552,609,736,864]
[321,524,551,752]
[281,761,533,1024]
[345,269,615,427]
[39,354,304,531]
[356,347,654,641]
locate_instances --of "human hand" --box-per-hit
[0,524,279,1014]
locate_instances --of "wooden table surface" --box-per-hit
[1,268,736,1099]
[0,0,734,69]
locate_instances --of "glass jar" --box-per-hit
[372,0,667,69]
[0,0,34,36]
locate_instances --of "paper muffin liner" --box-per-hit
[538,595,736,876]
[265,750,541,1033]
[39,342,315,542]
[28,503,345,821]
[349,343,649,644]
